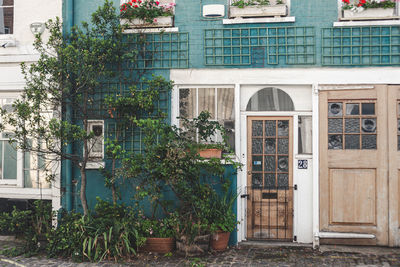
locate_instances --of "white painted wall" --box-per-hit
[0,0,62,60]
[170,67,400,245]
[0,0,62,210]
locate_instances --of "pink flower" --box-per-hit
[153,18,158,23]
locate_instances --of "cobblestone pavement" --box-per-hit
[0,241,399,267]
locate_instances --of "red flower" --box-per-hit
[342,0,350,4]
[358,0,366,6]
[156,1,160,5]
[134,4,138,7]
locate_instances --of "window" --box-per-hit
[0,0,13,34]
[298,116,312,154]
[87,120,104,160]
[0,98,17,184]
[328,101,377,150]
[179,87,235,150]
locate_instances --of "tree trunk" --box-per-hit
[80,167,89,216]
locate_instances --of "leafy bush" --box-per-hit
[46,199,146,262]
[0,200,53,255]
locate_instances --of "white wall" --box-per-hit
[171,67,400,244]
[0,0,62,61]
[0,0,62,210]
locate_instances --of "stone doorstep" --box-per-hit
[240,241,400,256]
[239,240,313,248]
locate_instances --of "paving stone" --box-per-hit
[0,242,399,266]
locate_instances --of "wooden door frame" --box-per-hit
[246,116,294,240]
[387,85,400,247]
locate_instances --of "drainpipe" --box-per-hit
[65,0,74,212]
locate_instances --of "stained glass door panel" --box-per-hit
[247,117,293,240]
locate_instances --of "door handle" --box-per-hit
[241,194,250,199]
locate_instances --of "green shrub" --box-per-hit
[47,199,146,262]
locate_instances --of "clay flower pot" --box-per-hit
[141,237,175,254]
[198,148,222,159]
[211,231,230,251]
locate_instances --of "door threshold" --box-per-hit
[239,240,313,248]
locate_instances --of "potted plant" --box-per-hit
[230,0,287,18]
[341,0,396,20]
[136,215,177,253]
[120,0,176,28]
[209,190,239,251]
[179,111,229,159]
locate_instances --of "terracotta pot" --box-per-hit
[198,148,222,159]
[141,237,175,254]
[176,234,210,256]
[211,231,230,251]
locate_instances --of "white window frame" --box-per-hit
[87,120,104,161]
[0,95,21,186]
[176,86,236,150]
[0,0,14,36]
[335,0,400,27]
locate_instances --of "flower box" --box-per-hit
[229,4,287,18]
[121,16,174,28]
[342,8,395,20]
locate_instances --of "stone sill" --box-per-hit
[334,19,400,27]
[223,16,295,25]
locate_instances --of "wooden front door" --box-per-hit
[319,86,389,245]
[246,117,293,240]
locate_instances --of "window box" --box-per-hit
[342,8,395,20]
[121,16,174,29]
[229,4,287,18]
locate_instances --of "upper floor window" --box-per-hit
[0,0,13,34]
[339,0,399,21]
[229,0,290,19]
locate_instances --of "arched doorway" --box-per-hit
[245,87,295,241]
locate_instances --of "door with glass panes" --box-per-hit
[319,86,389,245]
[247,117,293,240]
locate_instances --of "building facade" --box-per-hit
[62,0,400,247]
[0,0,62,211]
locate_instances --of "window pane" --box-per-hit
[24,149,33,188]
[328,134,342,150]
[298,116,312,154]
[179,88,196,119]
[198,88,215,119]
[346,103,359,115]
[0,4,14,35]
[0,141,2,179]
[217,88,234,120]
[362,103,375,115]
[3,141,16,179]
[328,102,343,117]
